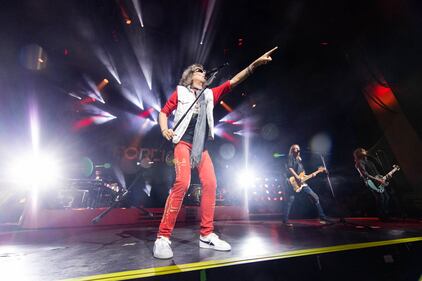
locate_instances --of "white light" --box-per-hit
[94,47,121,84]
[83,75,105,103]
[236,169,256,189]
[8,153,62,188]
[93,113,117,124]
[121,87,144,110]
[68,92,82,100]
[132,0,145,28]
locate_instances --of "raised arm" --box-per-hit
[230,46,278,88]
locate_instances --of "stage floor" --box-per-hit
[0,217,421,281]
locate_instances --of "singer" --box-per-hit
[153,47,278,259]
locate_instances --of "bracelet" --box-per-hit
[161,128,168,133]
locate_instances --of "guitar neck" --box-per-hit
[303,170,322,183]
[386,168,398,178]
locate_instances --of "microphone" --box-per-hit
[206,62,229,77]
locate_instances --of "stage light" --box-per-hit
[93,47,121,84]
[83,75,105,103]
[132,0,145,28]
[97,79,110,92]
[119,2,132,27]
[121,87,144,110]
[236,169,257,189]
[68,92,82,100]
[234,129,249,136]
[273,153,285,158]
[93,113,117,124]
[199,0,216,46]
[19,44,48,70]
[219,100,233,112]
[7,153,62,189]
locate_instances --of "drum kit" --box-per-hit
[40,157,126,209]
[38,178,124,209]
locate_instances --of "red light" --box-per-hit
[138,107,155,118]
[80,97,96,105]
[73,117,94,131]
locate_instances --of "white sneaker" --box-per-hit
[153,236,173,259]
[199,233,231,251]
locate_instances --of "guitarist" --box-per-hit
[353,148,390,221]
[282,144,329,226]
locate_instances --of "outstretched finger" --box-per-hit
[265,46,278,56]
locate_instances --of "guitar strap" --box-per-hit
[355,163,367,180]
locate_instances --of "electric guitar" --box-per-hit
[289,167,326,193]
[365,165,400,193]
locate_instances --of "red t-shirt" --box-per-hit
[160,80,231,116]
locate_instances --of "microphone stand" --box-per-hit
[91,69,221,225]
[319,153,373,229]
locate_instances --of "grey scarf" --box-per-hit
[190,91,207,168]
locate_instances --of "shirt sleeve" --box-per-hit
[211,80,231,105]
[161,90,178,117]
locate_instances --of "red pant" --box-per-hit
[158,141,216,238]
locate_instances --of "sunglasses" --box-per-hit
[193,68,205,74]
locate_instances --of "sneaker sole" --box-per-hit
[153,255,173,259]
[199,241,231,251]
[153,252,173,259]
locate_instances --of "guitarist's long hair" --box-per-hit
[289,144,302,161]
[353,148,365,162]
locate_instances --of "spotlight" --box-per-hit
[126,19,132,25]
[7,153,62,188]
[236,169,257,189]
[97,79,110,92]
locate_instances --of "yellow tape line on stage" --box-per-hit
[63,236,422,281]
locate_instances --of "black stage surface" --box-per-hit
[0,218,421,281]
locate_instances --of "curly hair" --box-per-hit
[179,64,204,87]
